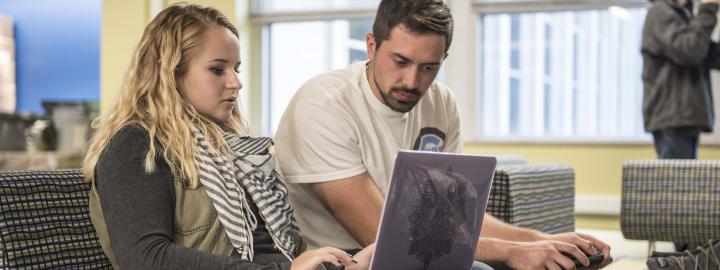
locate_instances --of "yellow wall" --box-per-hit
[100,0,148,112]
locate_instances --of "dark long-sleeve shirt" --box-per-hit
[94,125,291,270]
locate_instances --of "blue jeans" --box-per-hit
[652,127,700,251]
[652,127,700,159]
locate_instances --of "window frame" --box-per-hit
[246,4,376,136]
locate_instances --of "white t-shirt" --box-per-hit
[274,61,462,250]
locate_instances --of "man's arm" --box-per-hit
[475,215,613,269]
[474,238,586,270]
[480,214,545,241]
[309,172,384,246]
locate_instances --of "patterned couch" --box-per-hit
[487,162,576,234]
[621,160,720,248]
[0,160,576,268]
[0,169,112,269]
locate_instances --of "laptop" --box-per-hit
[370,150,496,270]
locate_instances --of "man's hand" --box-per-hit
[502,240,589,270]
[547,232,613,268]
[474,231,614,270]
[346,243,376,270]
[475,238,590,270]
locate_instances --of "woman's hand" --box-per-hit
[291,247,356,270]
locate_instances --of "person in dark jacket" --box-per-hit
[642,0,720,159]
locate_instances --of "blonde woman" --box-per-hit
[84,4,372,270]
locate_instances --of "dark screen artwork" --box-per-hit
[370,151,496,270]
[398,165,477,267]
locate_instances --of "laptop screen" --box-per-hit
[370,151,496,270]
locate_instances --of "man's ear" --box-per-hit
[366,33,377,61]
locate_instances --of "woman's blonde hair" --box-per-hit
[83,3,246,188]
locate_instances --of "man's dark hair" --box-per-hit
[372,0,453,53]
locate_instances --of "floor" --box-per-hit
[577,229,675,270]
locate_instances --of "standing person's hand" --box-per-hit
[291,247,356,270]
[701,0,720,4]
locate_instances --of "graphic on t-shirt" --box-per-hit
[397,164,476,268]
[413,127,446,152]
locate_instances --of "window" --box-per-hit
[263,19,371,134]
[250,0,378,135]
[477,7,648,139]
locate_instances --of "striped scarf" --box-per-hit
[192,128,302,261]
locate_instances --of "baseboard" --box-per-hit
[575,194,621,216]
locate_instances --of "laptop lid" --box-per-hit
[370,150,496,270]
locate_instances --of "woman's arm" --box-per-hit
[95,125,290,270]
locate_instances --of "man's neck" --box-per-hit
[366,61,386,104]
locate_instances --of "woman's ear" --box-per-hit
[176,75,186,97]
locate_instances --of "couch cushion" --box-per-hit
[621,160,720,243]
[487,164,575,234]
[0,169,112,269]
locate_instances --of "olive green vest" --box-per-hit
[88,179,234,269]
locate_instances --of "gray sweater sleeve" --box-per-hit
[94,125,291,270]
[643,2,719,66]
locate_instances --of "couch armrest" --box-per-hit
[621,160,720,244]
[487,163,575,234]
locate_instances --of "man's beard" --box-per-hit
[368,61,423,113]
[381,87,420,113]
